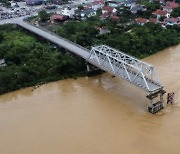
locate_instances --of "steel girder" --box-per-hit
[88,45,163,93]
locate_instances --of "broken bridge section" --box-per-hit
[88,45,162,93]
[88,45,166,113]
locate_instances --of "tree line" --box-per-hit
[0,24,86,94]
[56,17,180,58]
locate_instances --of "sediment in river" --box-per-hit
[0,45,180,154]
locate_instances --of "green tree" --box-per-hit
[38,10,50,22]
[139,0,160,11]
[96,9,102,16]
[0,0,11,7]
[78,5,84,11]
[171,7,180,17]
[137,10,152,18]
[120,9,135,22]
[175,0,180,3]
[0,24,87,95]
[159,16,165,21]
[0,33,4,43]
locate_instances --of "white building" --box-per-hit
[91,2,104,10]
[108,1,119,8]
[0,59,6,67]
[62,7,75,18]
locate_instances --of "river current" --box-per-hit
[0,45,180,154]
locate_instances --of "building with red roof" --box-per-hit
[100,13,109,19]
[152,9,170,19]
[149,18,159,24]
[50,14,68,23]
[102,6,117,14]
[165,17,179,26]
[163,1,179,13]
[94,25,111,35]
[166,1,179,8]
[110,15,119,21]
[91,1,104,10]
[135,18,149,25]
[95,0,105,3]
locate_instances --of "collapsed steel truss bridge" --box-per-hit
[0,18,166,113]
[88,45,163,93]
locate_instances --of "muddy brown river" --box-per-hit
[0,45,180,154]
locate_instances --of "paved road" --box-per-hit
[0,17,90,59]
[0,18,15,25]
[19,22,90,59]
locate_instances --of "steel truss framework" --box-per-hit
[88,45,163,93]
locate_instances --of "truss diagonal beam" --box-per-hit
[88,45,163,93]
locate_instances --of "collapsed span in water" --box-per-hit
[88,45,166,114]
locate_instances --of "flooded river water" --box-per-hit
[0,45,180,154]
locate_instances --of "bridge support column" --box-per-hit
[86,63,102,77]
[146,89,166,114]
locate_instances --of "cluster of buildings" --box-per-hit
[48,0,179,27]
[25,0,63,5]
[50,0,104,23]
[25,0,44,5]
[2,0,178,27]
[136,16,180,26]
[0,6,30,20]
[135,1,179,26]
[50,0,120,23]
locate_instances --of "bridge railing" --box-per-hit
[21,21,90,53]
[88,45,163,92]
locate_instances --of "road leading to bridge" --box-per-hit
[0,17,90,59]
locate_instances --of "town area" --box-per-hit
[0,0,179,26]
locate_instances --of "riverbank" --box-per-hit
[0,22,179,95]
[0,24,87,95]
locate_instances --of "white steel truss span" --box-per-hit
[88,45,163,93]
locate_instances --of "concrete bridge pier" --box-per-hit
[86,63,102,77]
[146,89,166,114]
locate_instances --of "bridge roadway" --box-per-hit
[0,18,90,59]
[0,18,163,93]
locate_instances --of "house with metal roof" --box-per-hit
[0,59,6,67]
[26,0,44,5]
[80,9,96,18]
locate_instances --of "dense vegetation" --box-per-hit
[0,24,86,94]
[171,7,180,17]
[139,0,160,11]
[0,0,11,7]
[38,10,50,22]
[56,17,180,58]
